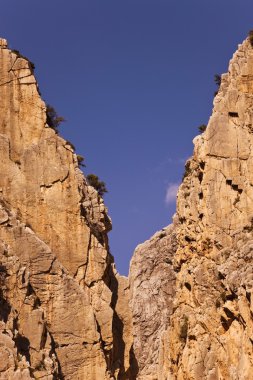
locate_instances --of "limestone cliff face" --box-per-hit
[0,38,134,379]
[129,37,253,379]
[2,33,253,380]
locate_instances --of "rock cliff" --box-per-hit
[1,33,253,380]
[0,38,134,380]
[129,37,253,379]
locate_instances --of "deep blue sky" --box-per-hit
[1,1,253,274]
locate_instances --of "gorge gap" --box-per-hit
[0,35,253,379]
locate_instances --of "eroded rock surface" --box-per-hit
[129,224,177,379]
[0,38,133,379]
[129,37,253,379]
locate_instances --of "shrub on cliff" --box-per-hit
[86,174,108,197]
[46,105,65,132]
[214,74,221,87]
[198,124,207,133]
[249,30,253,47]
[182,160,191,180]
[214,74,221,97]
[77,154,86,167]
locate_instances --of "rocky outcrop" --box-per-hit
[129,224,177,379]
[0,38,133,379]
[129,37,253,379]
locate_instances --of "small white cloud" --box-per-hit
[178,157,188,164]
[165,183,179,205]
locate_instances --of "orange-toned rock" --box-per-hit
[129,36,253,380]
[0,39,133,380]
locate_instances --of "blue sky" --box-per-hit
[1,1,253,274]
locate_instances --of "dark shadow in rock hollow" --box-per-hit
[0,265,11,323]
[105,258,139,380]
[14,334,31,363]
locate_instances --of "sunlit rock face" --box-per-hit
[0,38,134,380]
[1,33,253,380]
[129,37,253,380]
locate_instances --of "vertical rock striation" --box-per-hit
[129,224,177,379]
[129,37,253,379]
[0,38,133,379]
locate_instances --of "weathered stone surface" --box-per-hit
[0,39,133,379]
[129,37,253,379]
[129,224,177,379]
[111,269,137,380]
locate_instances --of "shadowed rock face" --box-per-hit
[0,38,134,380]
[129,37,253,380]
